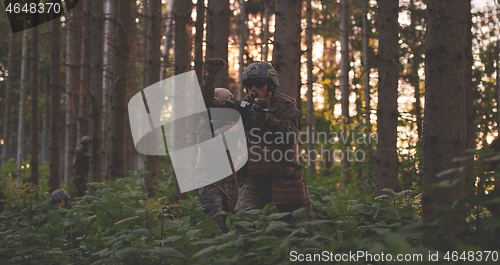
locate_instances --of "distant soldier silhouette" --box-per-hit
[71,136,90,197]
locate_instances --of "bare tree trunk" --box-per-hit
[2,31,15,164]
[306,0,315,174]
[90,0,104,183]
[79,0,91,140]
[422,0,468,250]
[375,0,400,197]
[206,0,229,88]
[31,24,40,186]
[172,0,192,204]
[339,0,351,187]
[49,19,62,192]
[17,29,29,169]
[102,0,117,178]
[109,0,133,180]
[339,0,350,120]
[194,0,204,82]
[238,0,247,100]
[42,77,50,163]
[464,1,474,199]
[272,0,301,101]
[143,0,162,197]
[497,39,500,131]
[261,0,271,62]
[409,0,422,140]
[65,5,82,184]
[362,0,370,131]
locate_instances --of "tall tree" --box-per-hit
[2,31,15,164]
[30,22,40,186]
[272,0,301,101]
[261,0,271,62]
[172,0,192,204]
[497,39,500,131]
[143,0,162,197]
[49,18,62,192]
[65,4,82,184]
[306,0,315,174]
[375,0,400,196]
[237,0,247,100]
[194,0,204,82]
[109,0,134,180]
[79,0,91,141]
[339,0,350,186]
[339,0,350,119]
[102,0,117,177]
[362,0,371,130]
[206,0,229,88]
[422,0,469,249]
[90,0,104,183]
[17,29,29,169]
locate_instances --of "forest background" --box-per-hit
[1,0,500,264]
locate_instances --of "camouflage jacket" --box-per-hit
[72,146,89,177]
[201,76,306,205]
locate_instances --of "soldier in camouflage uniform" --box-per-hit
[71,136,90,197]
[196,88,239,233]
[201,59,315,221]
[50,189,74,209]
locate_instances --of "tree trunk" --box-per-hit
[42,77,50,163]
[497,39,500,132]
[49,19,62,192]
[2,30,15,164]
[65,4,82,184]
[206,0,229,88]
[102,0,117,178]
[306,0,315,174]
[17,29,29,169]
[79,0,91,141]
[238,0,247,100]
[409,0,422,140]
[194,0,204,82]
[422,0,469,250]
[464,1,474,199]
[172,0,193,204]
[339,0,351,187]
[261,0,271,62]
[90,0,104,183]
[31,24,40,186]
[143,0,162,197]
[375,0,400,196]
[109,0,133,180]
[339,0,350,120]
[362,0,371,131]
[272,0,301,101]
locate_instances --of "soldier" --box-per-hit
[71,136,90,197]
[201,59,315,221]
[50,189,73,209]
[196,88,239,233]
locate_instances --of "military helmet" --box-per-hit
[50,189,70,205]
[242,62,279,88]
[80,136,90,146]
[214,88,233,104]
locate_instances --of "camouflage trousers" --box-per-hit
[198,175,238,232]
[234,176,316,221]
[71,174,88,198]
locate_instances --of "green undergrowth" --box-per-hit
[0,176,499,265]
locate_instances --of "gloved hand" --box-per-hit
[205,58,226,75]
[252,98,270,124]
